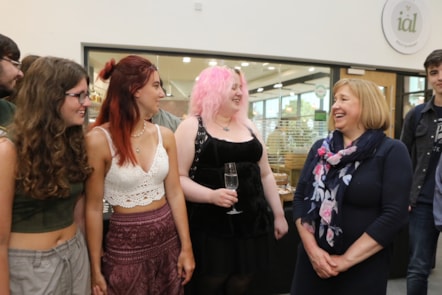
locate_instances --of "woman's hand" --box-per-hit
[209,188,238,208]
[329,254,351,273]
[306,245,339,279]
[91,272,107,295]
[273,215,288,240]
[177,248,195,285]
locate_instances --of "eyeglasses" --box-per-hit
[65,92,90,105]
[1,57,22,70]
[1,57,21,69]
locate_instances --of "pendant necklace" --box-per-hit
[132,121,147,153]
[214,119,231,132]
[131,120,147,138]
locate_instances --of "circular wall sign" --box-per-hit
[315,84,327,99]
[382,0,430,54]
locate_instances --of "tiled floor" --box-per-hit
[387,234,442,295]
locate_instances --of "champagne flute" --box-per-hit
[224,162,242,215]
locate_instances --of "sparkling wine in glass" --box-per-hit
[224,162,242,215]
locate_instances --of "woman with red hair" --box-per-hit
[85,55,194,295]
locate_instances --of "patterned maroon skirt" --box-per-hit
[102,203,183,295]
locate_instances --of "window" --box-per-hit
[84,46,332,185]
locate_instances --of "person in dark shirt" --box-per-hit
[0,33,23,134]
[6,54,40,104]
[291,78,412,295]
[401,49,442,295]
[148,78,182,132]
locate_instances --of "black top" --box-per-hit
[187,119,272,238]
[293,137,412,253]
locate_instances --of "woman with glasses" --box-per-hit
[0,56,93,294]
[85,55,194,295]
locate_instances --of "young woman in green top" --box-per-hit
[0,56,93,295]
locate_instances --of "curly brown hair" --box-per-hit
[10,56,92,199]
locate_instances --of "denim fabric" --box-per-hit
[407,204,440,295]
[400,97,439,207]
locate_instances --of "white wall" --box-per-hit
[2,0,441,72]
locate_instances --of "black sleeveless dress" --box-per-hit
[187,117,273,275]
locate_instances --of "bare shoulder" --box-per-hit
[158,125,175,146]
[176,116,198,134]
[244,119,263,138]
[0,137,15,155]
[86,126,107,144]
[244,118,258,131]
[85,126,111,158]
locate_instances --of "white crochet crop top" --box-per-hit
[95,125,169,208]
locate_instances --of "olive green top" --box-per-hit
[11,182,83,233]
[0,99,15,131]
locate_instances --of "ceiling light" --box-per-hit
[234,66,241,70]
[241,62,249,67]
[257,87,264,93]
[208,60,217,66]
[309,67,315,72]
[268,66,275,70]
[273,83,283,88]
[182,57,191,63]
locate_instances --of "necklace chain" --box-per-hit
[214,119,231,132]
[131,120,147,138]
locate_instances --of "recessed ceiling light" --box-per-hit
[268,66,275,70]
[273,83,283,88]
[208,60,217,66]
[241,62,249,67]
[309,67,315,72]
[257,87,264,92]
[183,57,191,63]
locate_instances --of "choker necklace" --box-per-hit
[131,120,147,138]
[214,119,231,132]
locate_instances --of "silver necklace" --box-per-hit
[132,121,146,153]
[131,120,147,138]
[214,119,231,132]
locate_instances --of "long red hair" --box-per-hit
[92,55,157,165]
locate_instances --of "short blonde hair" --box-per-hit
[328,78,390,131]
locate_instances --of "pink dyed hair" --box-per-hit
[188,66,249,124]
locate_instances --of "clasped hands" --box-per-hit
[308,247,351,279]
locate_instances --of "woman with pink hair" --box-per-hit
[175,66,288,294]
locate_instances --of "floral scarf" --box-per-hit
[301,129,385,252]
